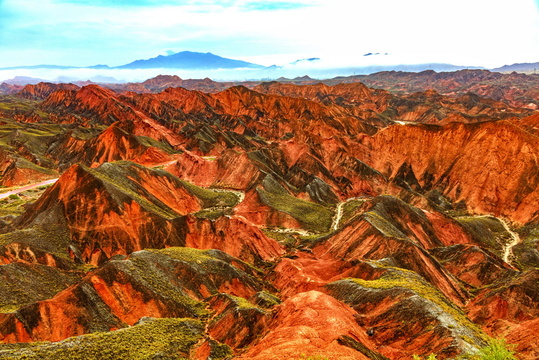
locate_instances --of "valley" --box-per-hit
[0,70,537,359]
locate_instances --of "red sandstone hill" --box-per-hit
[254,81,391,111]
[0,75,538,359]
[17,82,79,100]
[0,83,23,95]
[356,69,539,109]
[15,161,283,265]
[106,75,236,94]
[358,119,539,224]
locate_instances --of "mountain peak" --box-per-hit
[117,51,264,70]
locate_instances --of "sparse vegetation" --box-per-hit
[363,210,408,239]
[0,262,80,314]
[257,175,333,233]
[0,318,204,359]
[15,157,58,175]
[455,215,511,254]
[88,161,240,219]
[300,355,330,360]
[474,338,518,360]
[413,354,438,360]
[262,228,301,249]
[121,251,211,319]
[0,96,42,113]
[343,268,489,343]
[338,198,366,227]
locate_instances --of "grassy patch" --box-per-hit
[455,216,512,254]
[347,269,489,343]
[148,247,216,264]
[136,135,175,154]
[147,247,261,275]
[229,295,261,310]
[89,162,239,219]
[262,228,301,249]
[0,318,204,359]
[206,339,233,360]
[87,164,179,219]
[0,196,31,217]
[363,210,408,239]
[179,180,239,209]
[257,175,333,233]
[14,157,58,175]
[0,183,55,217]
[0,262,80,313]
[0,96,41,113]
[123,253,210,319]
[129,248,263,318]
[474,338,517,360]
[0,225,73,262]
[338,198,366,227]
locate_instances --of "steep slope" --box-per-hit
[17,83,79,100]
[357,69,539,109]
[359,120,539,223]
[55,122,175,167]
[39,85,144,125]
[0,318,204,359]
[0,248,265,343]
[0,75,537,359]
[236,291,380,360]
[15,161,281,265]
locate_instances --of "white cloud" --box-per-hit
[0,0,538,69]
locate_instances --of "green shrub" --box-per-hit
[413,354,438,360]
[476,338,517,360]
[0,318,204,359]
[301,356,330,360]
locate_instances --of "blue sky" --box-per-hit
[0,0,538,71]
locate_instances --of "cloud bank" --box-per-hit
[0,0,538,71]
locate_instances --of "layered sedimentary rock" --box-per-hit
[359,120,539,223]
[16,161,282,266]
[0,248,265,343]
[0,74,537,359]
[18,83,79,101]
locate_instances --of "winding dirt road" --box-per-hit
[0,179,58,200]
[457,215,521,265]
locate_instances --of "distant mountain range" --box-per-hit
[0,51,480,72]
[491,62,539,73]
[1,51,537,85]
[117,51,263,70]
[0,51,264,71]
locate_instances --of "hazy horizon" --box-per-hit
[1,0,538,82]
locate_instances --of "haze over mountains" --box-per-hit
[2,50,529,84]
[0,52,264,71]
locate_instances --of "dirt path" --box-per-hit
[459,215,521,264]
[0,179,58,200]
[212,189,245,206]
[330,197,369,232]
[498,217,521,264]
[331,201,345,231]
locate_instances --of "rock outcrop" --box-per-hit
[0,73,537,359]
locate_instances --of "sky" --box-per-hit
[0,0,539,81]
